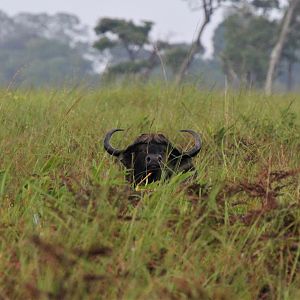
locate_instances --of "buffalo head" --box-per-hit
[104,129,201,185]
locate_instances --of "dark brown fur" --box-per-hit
[104,129,201,185]
[118,134,194,185]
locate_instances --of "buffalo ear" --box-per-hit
[119,149,134,169]
[168,148,194,172]
[167,147,182,169]
[169,147,181,159]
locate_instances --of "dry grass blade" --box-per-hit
[30,235,75,266]
[74,246,112,258]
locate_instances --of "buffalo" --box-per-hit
[104,129,201,185]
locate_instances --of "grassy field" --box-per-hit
[0,83,300,299]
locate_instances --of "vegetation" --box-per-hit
[93,17,191,80]
[1,84,300,298]
[0,10,96,87]
[218,12,278,87]
[1,5,300,91]
[212,6,300,91]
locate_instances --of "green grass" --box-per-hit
[0,83,300,299]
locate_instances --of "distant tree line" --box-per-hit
[93,0,300,92]
[0,10,97,87]
[1,1,300,92]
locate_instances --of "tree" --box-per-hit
[0,10,95,87]
[216,9,277,87]
[175,0,286,85]
[165,46,190,74]
[94,18,160,77]
[265,0,300,95]
[14,12,89,45]
[175,0,222,84]
[282,16,300,90]
[213,2,300,90]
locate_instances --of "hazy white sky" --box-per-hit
[1,0,223,56]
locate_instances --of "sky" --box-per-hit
[1,0,223,57]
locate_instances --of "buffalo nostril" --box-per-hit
[158,155,162,162]
[146,156,151,164]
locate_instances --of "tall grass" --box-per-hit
[0,83,300,299]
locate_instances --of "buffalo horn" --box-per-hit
[180,129,202,157]
[103,128,124,156]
